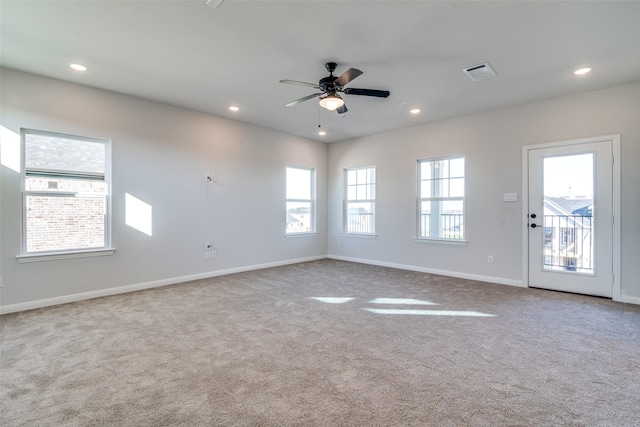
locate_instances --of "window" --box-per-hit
[22,129,111,255]
[417,156,465,240]
[344,166,376,234]
[286,166,315,234]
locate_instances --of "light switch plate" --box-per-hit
[504,193,518,202]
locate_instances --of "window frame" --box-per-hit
[17,129,114,263]
[343,166,376,235]
[285,165,316,235]
[416,156,466,243]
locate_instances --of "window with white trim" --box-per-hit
[418,156,465,240]
[286,166,315,234]
[22,129,111,254]
[344,166,376,234]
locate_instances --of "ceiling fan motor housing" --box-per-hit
[319,76,339,92]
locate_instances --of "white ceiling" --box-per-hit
[2,1,640,143]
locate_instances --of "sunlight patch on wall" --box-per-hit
[1,126,21,172]
[363,308,495,317]
[125,193,153,236]
[311,297,355,304]
[368,298,438,305]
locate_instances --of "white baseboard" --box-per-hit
[0,255,327,315]
[328,254,525,287]
[619,294,640,305]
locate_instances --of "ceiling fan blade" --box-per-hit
[279,79,321,89]
[343,88,390,98]
[336,104,348,115]
[285,93,322,107]
[334,68,363,86]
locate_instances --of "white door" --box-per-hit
[527,139,613,297]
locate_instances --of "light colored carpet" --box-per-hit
[1,259,639,426]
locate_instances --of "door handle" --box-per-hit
[529,223,542,228]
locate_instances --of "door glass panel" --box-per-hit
[543,153,594,274]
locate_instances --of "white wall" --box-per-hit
[2,69,639,312]
[1,69,328,312]
[328,82,640,302]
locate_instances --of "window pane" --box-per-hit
[438,178,449,197]
[433,160,445,179]
[356,184,367,200]
[543,153,594,273]
[450,177,464,197]
[347,186,357,200]
[366,183,375,200]
[286,167,311,199]
[345,167,375,233]
[441,159,450,178]
[442,200,463,213]
[439,200,464,239]
[417,156,465,240]
[25,133,105,174]
[23,130,111,254]
[347,169,357,185]
[25,194,106,252]
[286,201,312,233]
[367,168,376,184]
[420,162,432,180]
[346,201,374,233]
[420,200,466,240]
[420,180,432,198]
[450,158,465,178]
[419,200,431,237]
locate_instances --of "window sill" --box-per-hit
[284,232,318,238]
[341,233,377,239]
[16,248,116,263]
[413,237,467,246]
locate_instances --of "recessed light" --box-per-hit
[228,106,239,112]
[410,108,421,114]
[574,67,592,75]
[318,131,327,136]
[69,63,87,71]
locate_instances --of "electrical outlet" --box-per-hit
[211,250,217,259]
[487,255,494,264]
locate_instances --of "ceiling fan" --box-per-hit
[279,62,390,114]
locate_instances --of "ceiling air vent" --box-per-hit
[463,63,497,81]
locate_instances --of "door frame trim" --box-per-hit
[521,134,621,301]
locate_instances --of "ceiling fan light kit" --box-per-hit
[280,62,390,115]
[319,94,344,111]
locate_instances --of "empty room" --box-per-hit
[1,1,639,426]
